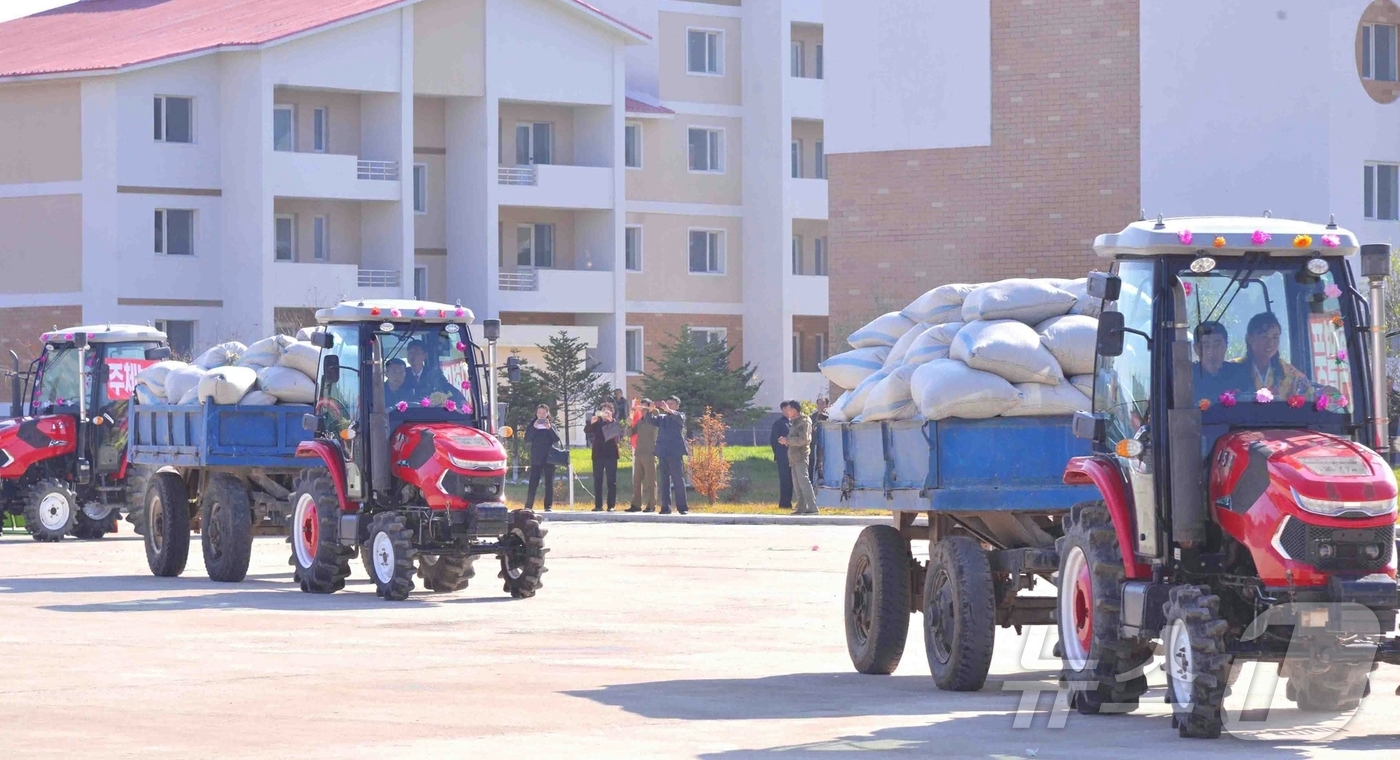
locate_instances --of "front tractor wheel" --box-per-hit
[499,509,547,599]
[1164,585,1232,739]
[25,479,77,542]
[1055,501,1153,715]
[418,554,476,593]
[288,470,352,594]
[366,512,416,601]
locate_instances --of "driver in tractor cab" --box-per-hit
[404,339,464,405]
[1191,320,1248,403]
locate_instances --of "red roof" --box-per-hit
[0,0,648,81]
[625,97,674,115]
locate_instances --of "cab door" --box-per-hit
[316,324,367,500]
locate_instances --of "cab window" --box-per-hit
[318,325,362,436]
[1094,261,1155,447]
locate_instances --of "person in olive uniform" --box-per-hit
[627,399,659,512]
[778,400,818,515]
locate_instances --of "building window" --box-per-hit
[792,333,802,372]
[688,230,724,274]
[273,104,295,152]
[624,122,643,169]
[154,96,193,143]
[687,29,722,75]
[814,140,826,179]
[1364,24,1398,82]
[516,223,555,268]
[154,320,195,358]
[688,128,723,173]
[791,41,805,78]
[791,139,802,178]
[414,266,428,300]
[515,122,552,165]
[1366,163,1399,220]
[690,327,727,347]
[813,333,828,364]
[816,43,824,79]
[791,234,804,275]
[625,327,644,374]
[413,164,428,214]
[313,107,329,153]
[625,225,643,272]
[154,209,194,256]
[275,214,296,261]
[814,237,828,276]
[313,215,329,261]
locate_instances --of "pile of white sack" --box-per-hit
[133,326,326,407]
[820,277,1101,422]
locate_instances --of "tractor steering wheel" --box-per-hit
[314,397,349,429]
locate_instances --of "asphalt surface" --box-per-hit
[2,522,1399,759]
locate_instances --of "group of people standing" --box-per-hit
[770,397,828,515]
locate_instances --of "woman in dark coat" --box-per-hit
[523,404,561,512]
[584,407,622,512]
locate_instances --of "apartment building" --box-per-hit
[824,0,1400,339]
[0,0,645,376]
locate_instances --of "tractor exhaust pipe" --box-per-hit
[1360,244,1391,456]
[8,350,20,419]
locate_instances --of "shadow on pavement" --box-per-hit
[37,589,517,613]
[0,574,288,594]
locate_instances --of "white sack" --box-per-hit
[1061,278,1103,317]
[278,341,321,379]
[257,366,316,404]
[902,323,960,366]
[197,366,259,405]
[164,365,208,405]
[193,341,247,371]
[1070,374,1095,398]
[826,391,853,423]
[176,386,200,406]
[883,324,929,369]
[1003,382,1092,417]
[859,365,920,422]
[1036,315,1099,377]
[848,312,917,349]
[819,346,890,390]
[950,320,1064,385]
[902,283,976,322]
[133,385,162,406]
[237,335,295,370]
[135,361,185,396]
[238,390,279,406]
[295,326,324,342]
[830,369,889,422]
[912,359,1023,420]
[961,278,1076,324]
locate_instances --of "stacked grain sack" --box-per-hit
[820,277,1100,423]
[132,335,321,407]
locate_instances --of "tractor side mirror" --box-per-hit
[146,346,172,361]
[322,354,340,385]
[309,330,333,349]
[1096,311,1125,357]
[1072,411,1105,441]
[302,413,319,432]
[1087,272,1122,301]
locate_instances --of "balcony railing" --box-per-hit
[499,270,539,291]
[358,269,402,288]
[357,160,399,181]
[498,165,538,186]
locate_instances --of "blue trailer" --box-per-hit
[126,402,319,582]
[815,416,1096,689]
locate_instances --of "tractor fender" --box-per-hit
[295,441,352,512]
[1063,455,1151,580]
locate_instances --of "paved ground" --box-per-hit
[2,523,1400,759]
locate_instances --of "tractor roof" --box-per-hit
[42,324,167,344]
[1093,216,1359,260]
[315,299,476,325]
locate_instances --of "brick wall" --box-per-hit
[0,305,83,367]
[828,0,1141,338]
[624,312,745,397]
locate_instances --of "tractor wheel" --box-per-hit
[845,524,912,675]
[124,464,155,536]
[288,470,353,595]
[71,505,117,540]
[1285,662,1371,713]
[24,479,77,542]
[365,511,416,601]
[200,474,253,583]
[499,509,547,599]
[924,536,996,691]
[145,473,191,577]
[360,545,376,580]
[1054,500,1154,714]
[418,553,476,593]
[1163,585,1232,739]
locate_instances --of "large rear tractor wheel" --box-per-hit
[418,554,476,593]
[145,473,191,577]
[366,511,416,601]
[924,536,996,691]
[71,505,118,540]
[24,479,77,542]
[1055,500,1154,715]
[1285,661,1372,714]
[499,509,547,599]
[845,524,912,675]
[1163,585,1232,739]
[124,464,155,536]
[201,474,253,583]
[288,470,353,594]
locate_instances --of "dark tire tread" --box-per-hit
[24,478,76,543]
[499,509,548,599]
[201,473,253,583]
[924,535,996,691]
[145,473,191,577]
[844,524,912,675]
[418,553,476,593]
[288,469,353,594]
[366,511,416,601]
[1163,585,1232,739]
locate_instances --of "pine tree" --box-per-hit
[639,326,762,426]
[534,331,613,448]
[497,350,551,465]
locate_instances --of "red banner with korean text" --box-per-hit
[1308,316,1352,403]
[105,358,155,402]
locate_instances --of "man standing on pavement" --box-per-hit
[627,399,659,512]
[778,400,818,515]
[769,411,793,510]
[651,396,689,515]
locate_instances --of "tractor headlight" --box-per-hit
[448,453,506,471]
[1292,488,1396,517]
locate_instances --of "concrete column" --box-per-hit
[79,80,119,325]
[399,7,417,298]
[222,51,272,341]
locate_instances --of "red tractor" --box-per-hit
[1059,217,1400,737]
[288,300,546,601]
[2,325,170,541]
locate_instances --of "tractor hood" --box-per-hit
[1211,429,1397,508]
[391,422,507,509]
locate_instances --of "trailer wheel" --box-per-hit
[366,511,416,601]
[418,553,476,592]
[499,509,547,599]
[71,505,117,540]
[924,536,996,691]
[1164,585,1231,738]
[1055,500,1153,714]
[844,524,912,675]
[124,464,155,536]
[201,474,253,583]
[289,470,353,594]
[145,473,191,578]
[24,479,76,542]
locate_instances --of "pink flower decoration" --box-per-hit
[1324,283,1342,299]
[1183,282,1193,296]
[1255,388,1274,404]
[1251,230,1271,245]
[454,307,466,317]
[1337,395,1349,408]
[1287,394,1306,409]
[1321,234,1341,248]
[1336,349,1348,362]
[63,333,74,341]
[460,380,471,390]
[390,309,402,318]
[462,403,473,415]
[55,398,65,406]
[445,400,457,412]
[1315,395,1330,412]
[1178,229,1193,245]
[415,307,427,317]
[1219,390,1237,408]
[395,400,408,412]
[419,397,431,408]
[456,342,467,352]
[438,310,447,318]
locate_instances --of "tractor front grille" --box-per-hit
[440,470,505,502]
[1278,517,1393,573]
